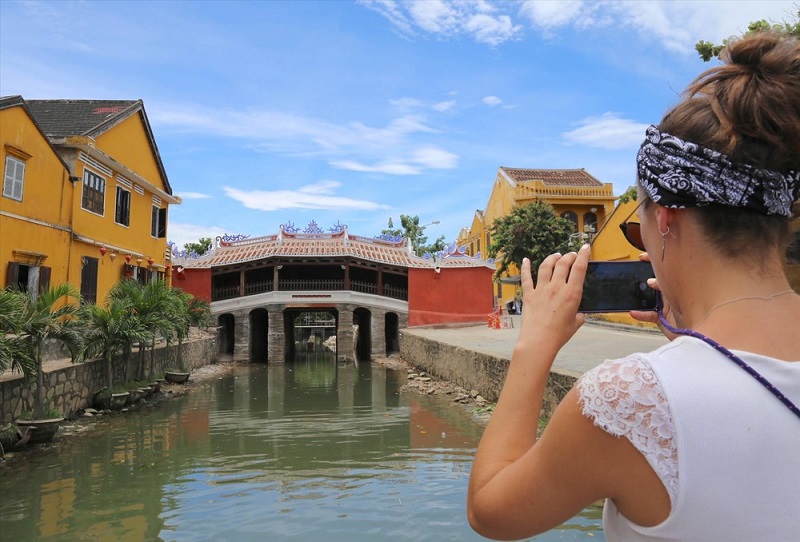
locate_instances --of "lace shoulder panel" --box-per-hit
[577,355,678,505]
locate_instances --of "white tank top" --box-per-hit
[577,336,800,541]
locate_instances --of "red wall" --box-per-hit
[408,266,494,327]
[172,268,211,302]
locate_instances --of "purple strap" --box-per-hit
[657,301,800,420]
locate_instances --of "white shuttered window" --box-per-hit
[2,155,25,201]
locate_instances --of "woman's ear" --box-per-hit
[656,205,675,235]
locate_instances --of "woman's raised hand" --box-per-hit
[517,244,590,358]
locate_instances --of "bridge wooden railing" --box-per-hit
[211,279,408,302]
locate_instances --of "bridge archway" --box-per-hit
[353,308,371,362]
[385,312,400,355]
[218,313,235,357]
[249,309,268,363]
[283,308,338,363]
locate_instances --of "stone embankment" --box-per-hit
[399,321,573,421]
[0,329,217,424]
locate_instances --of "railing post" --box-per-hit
[239,269,245,297]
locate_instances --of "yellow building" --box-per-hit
[590,197,642,262]
[458,167,617,305]
[0,96,180,304]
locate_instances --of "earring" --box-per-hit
[659,226,670,262]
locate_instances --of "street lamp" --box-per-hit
[421,220,440,228]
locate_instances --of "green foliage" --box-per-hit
[617,186,639,204]
[11,285,82,418]
[696,10,799,61]
[487,200,578,279]
[81,297,146,389]
[184,237,213,256]
[0,289,36,376]
[381,215,443,256]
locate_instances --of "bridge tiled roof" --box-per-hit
[177,228,494,269]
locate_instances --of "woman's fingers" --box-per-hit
[535,252,562,287]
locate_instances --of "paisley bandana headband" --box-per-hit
[636,125,800,217]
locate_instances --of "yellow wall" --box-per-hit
[95,114,164,185]
[590,199,641,262]
[0,106,73,290]
[67,118,173,301]
[1,101,175,304]
[467,168,619,305]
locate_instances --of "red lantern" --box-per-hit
[165,264,171,270]
[125,254,132,263]
[147,257,155,266]
[99,246,107,257]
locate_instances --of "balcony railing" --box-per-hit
[211,278,407,302]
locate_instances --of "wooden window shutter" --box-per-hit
[80,257,99,304]
[38,266,51,293]
[6,262,20,289]
[157,207,167,238]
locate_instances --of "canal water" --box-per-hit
[0,359,603,541]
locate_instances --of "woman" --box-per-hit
[467,30,799,541]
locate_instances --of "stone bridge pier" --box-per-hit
[213,294,408,364]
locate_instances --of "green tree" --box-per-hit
[696,10,799,61]
[381,215,441,256]
[14,285,82,418]
[184,237,213,255]
[0,289,36,377]
[487,200,577,279]
[165,288,210,371]
[81,298,146,391]
[617,186,638,204]
[109,279,176,381]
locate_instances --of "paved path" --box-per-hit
[404,316,669,377]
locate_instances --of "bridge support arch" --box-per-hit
[214,292,408,364]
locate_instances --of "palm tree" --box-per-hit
[0,289,36,377]
[15,284,82,419]
[81,297,146,391]
[110,279,176,381]
[166,290,210,371]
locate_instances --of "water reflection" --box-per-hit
[0,360,604,541]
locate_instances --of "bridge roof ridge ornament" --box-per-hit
[178,221,496,270]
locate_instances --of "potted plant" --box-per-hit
[82,297,144,408]
[16,405,64,444]
[163,288,199,384]
[9,285,82,443]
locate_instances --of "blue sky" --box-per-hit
[1,0,796,249]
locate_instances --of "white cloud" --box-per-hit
[518,0,798,55]
[562,113,649,149]
[222,181,390,211]
[410,147,458,169]
[518,0,591,29]
[390,97,425,108]
[464,13,522,45]
[150,104,454,176]
[178,191,211,200]
[482,95,502,106]
[331,145,458,174]
[361,0,522,45]
[330,160,422,175]
[432,99,456,112]
[167,222,228,250]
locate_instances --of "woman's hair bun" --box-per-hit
[673,30,800,171]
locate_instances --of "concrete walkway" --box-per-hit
[404,316,669,377]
